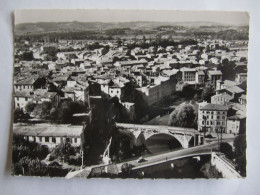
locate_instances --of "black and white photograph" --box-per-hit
[11,9,248,179]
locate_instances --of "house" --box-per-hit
[121,102,135,121]
[196,70,205,85]
[207,70,222,88]
[198,103,228,133]
[235,72,247,83]
[114,60,147,68]
[13,91,33,110]
[216,80,240,91]
[99,77,129,100]
[33,89,60,107]
[227,115,241,135]
[13,123,83,148]
[217,86,244,100]
[14,76,39,93]
[238,94,247,105]
[63,81,89,102]
[211,93,233,105]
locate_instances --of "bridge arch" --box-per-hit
[144,133,183,153]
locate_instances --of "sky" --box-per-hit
[15,9,249,26]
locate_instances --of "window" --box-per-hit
[207,121,209,125]
[45,137,49,142]
[223,112,225,114]
[202,121,204,125]
[117,90,119,94]
[74,138,77,143]
[217,116,220,119]
[39,137,42,142]
[25,97,28,101]
[52,137,56,143]
[218,112,220,114]
[222,116,225,119]
[211,115,213,119]
[16,97,19,100]
[211,121,213,125]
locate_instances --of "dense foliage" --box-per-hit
[12,135,49,176]
[233,134,247,177]
[168,104,198,128]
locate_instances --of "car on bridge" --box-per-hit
[137,156,147,163]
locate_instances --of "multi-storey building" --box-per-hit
[198,103,228,133]
[207,70,222,88]
[211,93,233,105]
[180,67,197,84]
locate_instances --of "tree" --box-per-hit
[233,134,246,177]
[50,141,76,163]
[50,101,88,123]
[32,101,53,119]
[18,51,34,61]
[25,101,36,113]
[12,135,49,176]
[217,59,236,80]
[220,142,234,160]
[168,104,197,128]
[181,85,197,99]
[14,108,28,122]
[201,86,214,102]
[12,156,48,176]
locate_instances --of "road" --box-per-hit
[66,137,234,178]
[117,137,235,172]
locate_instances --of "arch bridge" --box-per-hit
[116,123,203,149]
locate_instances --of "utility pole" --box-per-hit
[81,150,84,169]
[220,126,223,145]
[203,115,207,144]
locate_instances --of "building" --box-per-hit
[121,102,135,121]
[13,91,33,110]
[227,115,241,135]
[180,67,197,84]
[238,94,247,105]
[207,70,222,88]
[33,89,60,106]
[211,93,233,105]
[136,75,175,106]
[217,86,245,100]
[216,80,240,91]
[235,72,247,83]
[196,70,205,85]
[13,123,83,148]
[14,76,38,93]
[198,103,228,133]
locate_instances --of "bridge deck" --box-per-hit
[116,123,199,135]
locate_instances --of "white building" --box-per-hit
[13,123,83,148]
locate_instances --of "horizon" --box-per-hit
[15,10,249,26]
